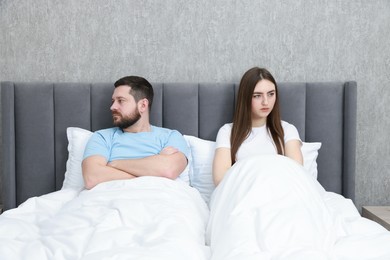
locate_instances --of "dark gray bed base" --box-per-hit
[1,81,357,210]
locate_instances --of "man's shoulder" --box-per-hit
[151,125,180,134]
[93,127,121,136]
[151,126,185,141]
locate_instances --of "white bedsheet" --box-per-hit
[206,155,390,260]
[0,177,210,260]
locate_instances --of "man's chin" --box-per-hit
[113,119,121,126]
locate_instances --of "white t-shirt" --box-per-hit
[215,121,301,161]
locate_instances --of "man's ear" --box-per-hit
[139,98,149,113]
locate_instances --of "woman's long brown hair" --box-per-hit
[230,67,285,164]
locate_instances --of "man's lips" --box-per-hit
[112,113,121,118]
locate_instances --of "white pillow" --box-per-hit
[301,141,322,179]
[183,135,322,204]
[62,127,93,190]
[62,127,191,190]
[184,135,216,205]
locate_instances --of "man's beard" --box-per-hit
[113,110,141,129]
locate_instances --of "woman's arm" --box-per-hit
[212,147,232,186]
[285,139,303,165]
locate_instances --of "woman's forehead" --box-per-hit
[253,79,275,93]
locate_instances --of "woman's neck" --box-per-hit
[252,118,267,127]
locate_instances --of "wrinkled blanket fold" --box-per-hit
[0,177,210,260]
[1,156,390,260]
[206,155,390,260]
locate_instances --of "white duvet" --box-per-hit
[0,177,210,260]
[206,155,390,260]
[1,156,390,260]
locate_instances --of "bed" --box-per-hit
[1,81,390,259]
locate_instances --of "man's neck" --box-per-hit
[123,122,152,133]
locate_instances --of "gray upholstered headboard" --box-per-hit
[1,81,357,210]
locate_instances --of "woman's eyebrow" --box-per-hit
[253,90,275,94]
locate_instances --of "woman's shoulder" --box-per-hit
[281,120,300,132]
[219,123,233,132]
[216,123,233,145]
[281,120,301,139]
[221,122,233,129]
[281,120,296,128]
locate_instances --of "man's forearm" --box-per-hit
[82,156,136,190]
[109,152,187,179]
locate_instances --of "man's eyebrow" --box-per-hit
[112,96,127,99]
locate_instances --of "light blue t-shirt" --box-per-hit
[83,126,190,162]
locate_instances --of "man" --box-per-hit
[82,76,189,190]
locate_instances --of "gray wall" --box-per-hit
[1,0,389,211]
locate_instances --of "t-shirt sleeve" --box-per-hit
[83,132,110,161]
[215,124,232,149]
[165,130,190,159]
[283,121,302,144]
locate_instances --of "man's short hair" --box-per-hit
[114,76,154,109]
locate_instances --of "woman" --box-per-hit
[213,67,303,185]
[207,68,390,260]
[207,69,331,258]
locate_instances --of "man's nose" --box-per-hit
[110,102,117,111]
